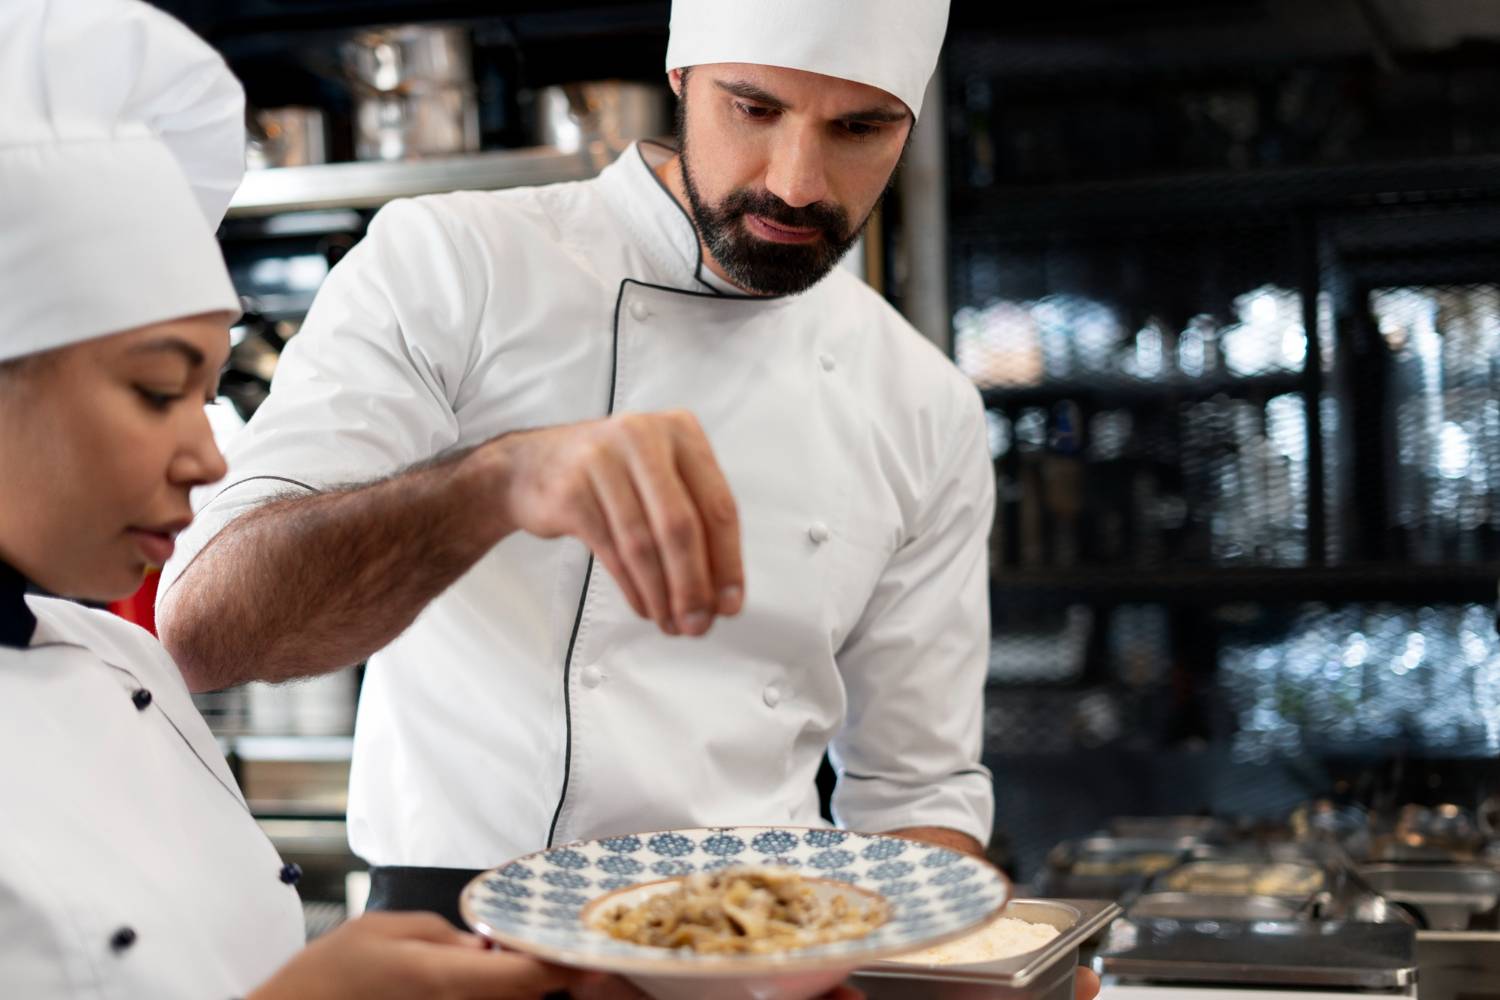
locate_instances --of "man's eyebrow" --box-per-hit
[127,337,205,368]
[840,105,910,124]
[712,77,909,124]
[714,78,788,109]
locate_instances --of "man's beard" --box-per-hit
[677,107,868,296]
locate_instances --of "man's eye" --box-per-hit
[736,102,776,121]
[842,121,880,139]
[136,387,181,411]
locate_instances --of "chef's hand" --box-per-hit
[246,912,610,1000]
[570,980,860,999]
[480,411,744,637]
[1075,967,1102,1000]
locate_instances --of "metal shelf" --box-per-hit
[980,370,1303,411]
[227,145,600,217]
[219,734,354,761]
[990,564,1500,606]
[951,154,1500,230]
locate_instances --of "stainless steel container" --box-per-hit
[1108,816,1228,841]
[1047,836,1201,875]
[341,24,480,161]
[247,107,328,169]
[341,24,472,92]
[1153,859,1326,899]
[533,81,670,155]
[1097,917,1417,989]
[1358,863,1500,930]
[850,899,1120,1000]
[1416,930,1500,1000]
[354,88,479,162]
[1127,891,1306,921]
[1038,835,1199,899]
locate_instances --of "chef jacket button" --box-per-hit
[131,688,153,710]
[629,300,650,322]
[279,862,303,886]
[808,522,831,545]
[110,926,137,952]
[580,664,604,689]
[763,685,782,708]
[818,353,836,372]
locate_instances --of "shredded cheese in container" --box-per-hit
[889,917,1060,965]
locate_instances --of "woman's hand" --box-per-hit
[247,912,609,1000]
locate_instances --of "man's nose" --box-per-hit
[764,127,830,209]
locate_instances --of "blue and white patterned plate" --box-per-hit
[460,826,1010,977]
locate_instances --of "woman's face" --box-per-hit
[0,315,230,601]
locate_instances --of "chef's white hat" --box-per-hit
[0,0,246,365]
[665,0,951,119]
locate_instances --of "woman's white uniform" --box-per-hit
[0,1,307,995]
[0,568,305,998]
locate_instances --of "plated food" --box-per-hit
[460,826,1011,1000]
[594,867,888,955]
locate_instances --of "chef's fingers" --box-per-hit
[670,417,743,617]
[620,415,715,635]
[1073,967,1102,1000]
[586,449,669,628]
[355,911,478,945]
[425,948,589,998]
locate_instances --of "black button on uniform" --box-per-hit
[110,926,136,952]
[279,862,303,886]
[131,689,152,710]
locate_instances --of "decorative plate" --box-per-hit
[460,826,1010,978]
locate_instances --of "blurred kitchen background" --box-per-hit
[133,0,1500,942]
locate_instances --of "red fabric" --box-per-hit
[108,568,160,635]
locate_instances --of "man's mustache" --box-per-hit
[720,189,849,240]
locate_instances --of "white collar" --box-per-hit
[597,141,745,295]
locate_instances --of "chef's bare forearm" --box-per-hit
[884,826,987,859]
[160,444,513,692]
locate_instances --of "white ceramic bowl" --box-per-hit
[460,826,1011,1000]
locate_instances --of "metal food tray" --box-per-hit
[1108,816,1229,842]
[851,898,1121,1000]
[1048,836,1204,872]
[1096,917,1417,989]
[1358,863,1500,930]
[1151,859,1326,900]
[1127,891,1307,922]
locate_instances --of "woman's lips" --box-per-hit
[128,528,178,566]
[745,214,821,244]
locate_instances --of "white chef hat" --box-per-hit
[0,0,246,365]
[665,0,950,119]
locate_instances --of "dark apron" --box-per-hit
[365,865,483,929]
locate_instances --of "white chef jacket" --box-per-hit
[162,141,996,869]
[0,589,305,998]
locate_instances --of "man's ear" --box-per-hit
[667,67,686,98]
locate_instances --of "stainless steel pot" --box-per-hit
[341,24,480,161]
[533,81,670,154]
[341,24,472,92]
[354,88,479,161]
[246,107,327,169]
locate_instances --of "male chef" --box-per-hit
[159,0,995,921]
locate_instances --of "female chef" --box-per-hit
[0,2,617,998]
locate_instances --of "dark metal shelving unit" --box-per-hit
[991,564,1500,607]
[944,34,1500,876]
[980,370,1302,411]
